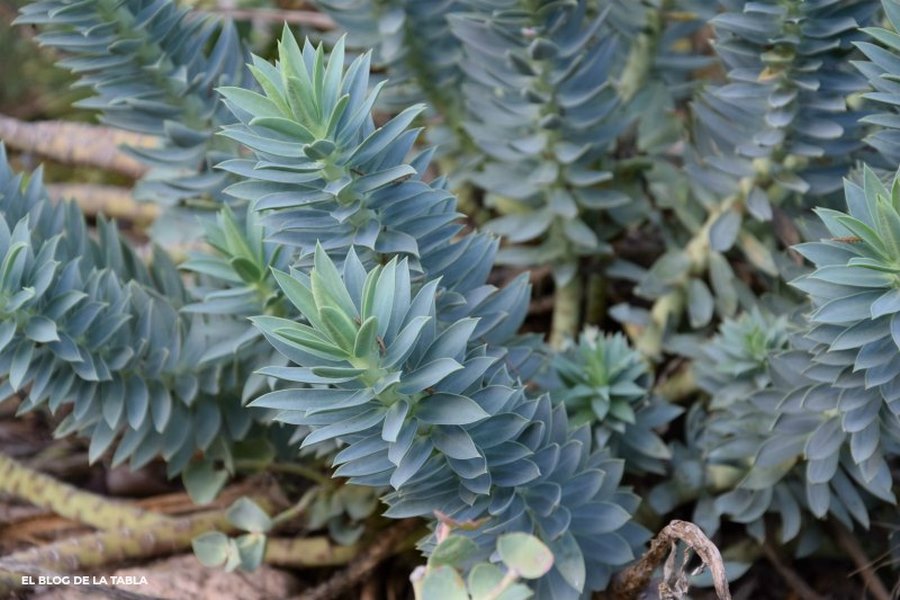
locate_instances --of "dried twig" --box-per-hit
[610,520,732,600]
[296,519,421,600]
[832,522,892,600]
[46,184,159,225]
[760,540,824,600]
[0,114,153,178]
[2,478,262,543]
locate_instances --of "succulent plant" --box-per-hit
[448,0,630,285]
[548,329,679,474]
[10,0,900,594]
[0,146,265,485]
[855,0,900,165]
[215,33,649,597]
[694,307,792,408]
[16,0,249,209]
[701,167,900,543]
[251,246,646,596]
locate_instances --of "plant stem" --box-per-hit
[760,540,824,600]
[45,184,159,225]
[0,510,219,594]
[585,272,606,326]
[832,522,892,600]
[265,536,359,570]
[0,508,355,594]
[234,459,331,485]
[482,570,520,600]
[271,489,316,528]
[633,194,734,359]
[617,6,662,103]
[295,519,420,600]
[654,363,697,403]
[0,113,152,178]
[550,275,582,348]
[0,453,163,531]
[634,288,685,359]
[0,452,352,594]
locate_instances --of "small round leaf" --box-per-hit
[192,531,230,568]
[420,565,469,600]
[227,497,273,533]
[429,535,479,568]
[497,533,554,579]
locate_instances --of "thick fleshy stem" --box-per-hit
[45,184,159,225]
[0,113,152,178]
[0,453,165,532]
[549,275,582,348]
[633,193,737,359]
[0,508,357,594]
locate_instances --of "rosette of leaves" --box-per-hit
[782,167,900,498]
[0,145,269,488]
[216,30,498,295]
[693,307,791,408]
[699,168,900,543]
[216,28,536,366]
[548,328,679,474]
[15,0,249,211]
[182,206,286,318]
[701,346,890,547]
[411,531,553,600]
[449,0,632,287]
[250,245,646,597]
[649,399,813,548]
[853,0,900,165]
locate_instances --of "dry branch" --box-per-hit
[46,184,159,225]
[760,540,824,600]
[832,522,892,600]
[0,114,154,178]
[610,520,732,600]
[201,8,335,29]
[296,519,421,600]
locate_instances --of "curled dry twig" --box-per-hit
[610,520,732,600]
